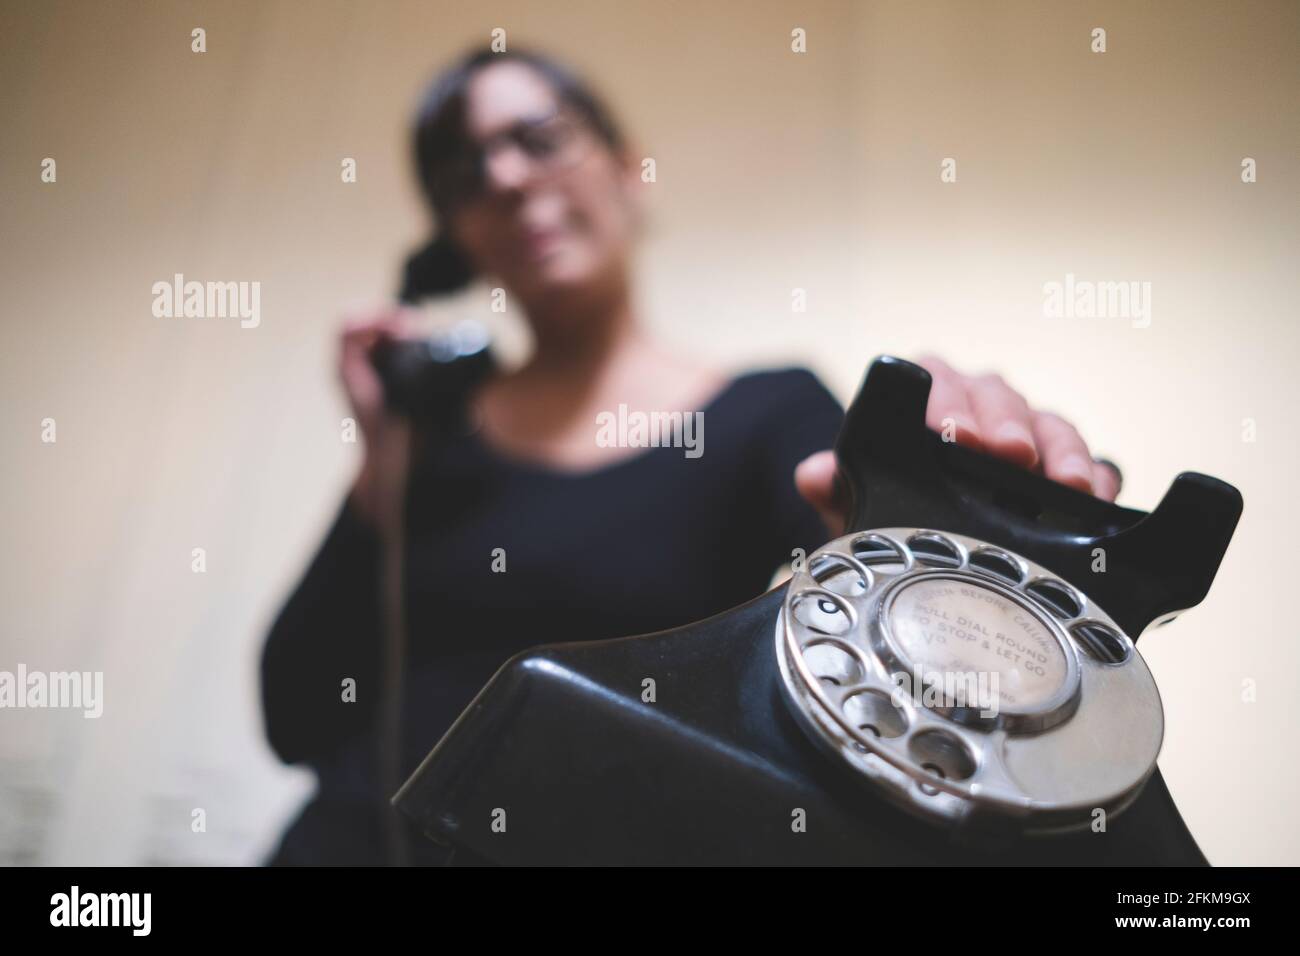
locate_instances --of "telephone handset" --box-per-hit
[367,317,495,866]
[370,319,495,426]
[393,356,1242,864]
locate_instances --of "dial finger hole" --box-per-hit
[908,729,977,783]
[1024,577,1083,620]
[850,534,908,573]
[968,547,1025,584]
[843,690,909,739]
[790,589,853,636]
[809,554,869,597]
[1070,620,1131,665]
[907,532,962,569]
[802,640,865,687]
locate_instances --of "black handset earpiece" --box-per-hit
[370,319,495,426]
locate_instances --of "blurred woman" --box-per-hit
[260,47,1120,865]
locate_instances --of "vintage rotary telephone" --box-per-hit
[392,356,1242,865]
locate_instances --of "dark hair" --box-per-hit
[398,47,627,303]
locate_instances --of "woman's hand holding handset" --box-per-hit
[796,354,1123,535]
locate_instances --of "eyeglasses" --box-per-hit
[431,107,594,211]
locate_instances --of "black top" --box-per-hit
[260,367,844,864]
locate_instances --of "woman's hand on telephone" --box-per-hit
[338,302,420,530]
[795,354,1123,534]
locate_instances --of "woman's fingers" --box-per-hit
[925,358,1113,499]
[1091,458,1122,502]
[966,373,1040,470]
[794,450,843,533]
[338,303,421,431]
[1030,411,1096,495]
[340,322,386,415]
[915,354,984,450]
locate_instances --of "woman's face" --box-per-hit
[447,61,640,320]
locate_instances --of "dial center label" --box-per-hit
[888,578,1067,710]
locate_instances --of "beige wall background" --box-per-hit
[1,0,1296,865]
